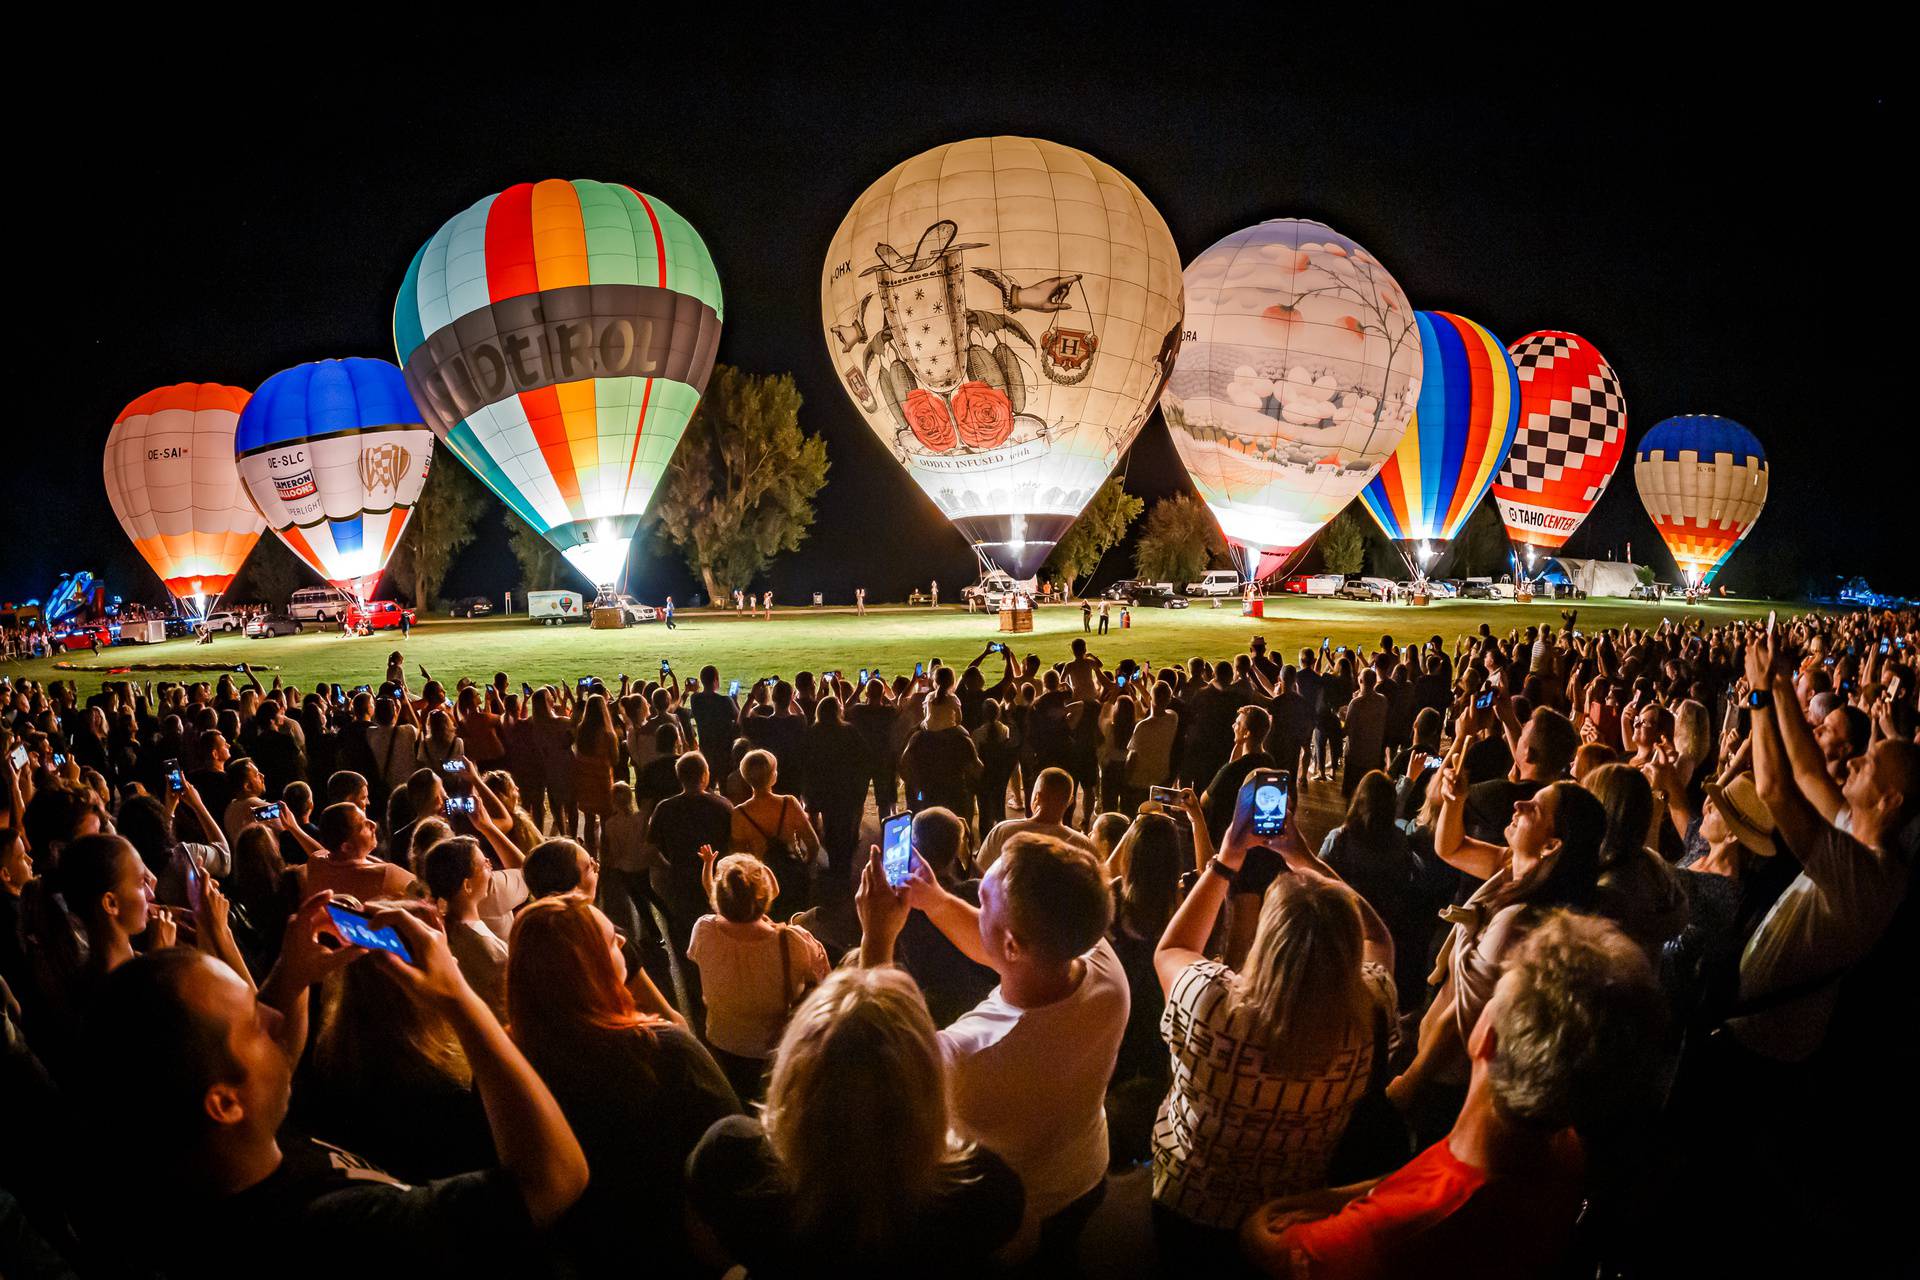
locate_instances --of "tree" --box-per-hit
[1319,509,1368,575]
[1043,478,1142,597]
[653,366,830,603]
[386,454,493,609]
[507,517,579,600]
[1134,495,1227,586]
[224,535,308,608]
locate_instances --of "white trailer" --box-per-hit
[528,590,586,625]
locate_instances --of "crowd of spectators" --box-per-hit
[0,610,1912,1276]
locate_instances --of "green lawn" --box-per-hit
[9,597,1773,698]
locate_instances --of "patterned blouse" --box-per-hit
[1151,959,1396,1228]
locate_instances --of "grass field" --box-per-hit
[8,597,1772,698]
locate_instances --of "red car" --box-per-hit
[1279,574,1312,594]
[344,600,416,631]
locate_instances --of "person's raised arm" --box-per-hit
[855,847,912,967]
[1155,785,1251,994]
[697,842,718,905]
[1747,641,1829,854]
[258,892,363,1063]
[369,907,588,1228]
[1765,662,1842,822]
[468,801,526,869]
[1177,787,1217,875]
[238,662,264,695]
[1429,762,1506,881]
[1642,740,1698,844]
[896,856,993,968]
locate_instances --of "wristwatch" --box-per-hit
[1746,688,1773,710]
[1206,857,1237,884]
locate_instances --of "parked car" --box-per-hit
[593,593,658,625]
[202,610,241,633]
[1127,583,1190,609]
[1280,573,1345,597]
[1457,579,1497,600]
[245,613,303,638]
[1102,578,1146,601]
[54,623,116,650]
[450,596,495,619]
[962,571,1024,610]
[344,600,415,631]
[1186,570,1242,597]
[288,586,349,623]
[1337,576,1398,602]
[1409,579,1460,600]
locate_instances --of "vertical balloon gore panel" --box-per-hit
[821,138,1184,570]
[1162,220,1423,568]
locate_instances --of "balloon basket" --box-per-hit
[1515,590,1534,605]
[590,607,629,630]
[998,606,1033,634]
[1243,599,1265,618]
[1410,593,1431,607]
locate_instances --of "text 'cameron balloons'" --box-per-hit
[395,179,723,589]
[103,383,265,609]
[1634,415,1768,586]
[1162,219,1422,580]
[1359,312,1520,571]
[1492,332,1627,561]
[235,359,435,603]
[821,137,1184,579]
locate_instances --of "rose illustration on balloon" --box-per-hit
[904,388,957,452]
[951,380,1014,450]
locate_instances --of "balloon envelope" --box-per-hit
[821,137,1184,579]
[1491,332,1627,556]
[235,359,434,602]
[1634,415,1767,585]
[103,383,265,606]
[395,178,723,588]
[1359,312,1520,565]
[1162,219,1421,580]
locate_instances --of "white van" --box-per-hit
[1186,570,1242,597]
[288,586,348,622]
[529,591,587,625]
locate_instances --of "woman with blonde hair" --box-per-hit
[507,894,738,1272]
[572,694,618,854]
[687,851,829,1102]
[296,898,491,1182]
[686,967,1023,1274]
[729,747,820,918]
[1151,782,1397,1264]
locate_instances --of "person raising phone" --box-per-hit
[1147,776,1397,1267]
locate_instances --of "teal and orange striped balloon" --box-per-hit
[394,179,723,587]
[1359,311,1519,563]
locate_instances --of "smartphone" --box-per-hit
[728,679,742,697]
[51,752,67,767]
[990,642,1006,654]
[324,902,414,964]
[441,758,468,776]
[1321,637,1331,651]
[333,685,347,705]
[858,668,869,685]
[443,795,477,816]
[255,802,283,822]
[763,676,778,687]
[167,765,186,794]
[578,677,592,693]
[881,810,916,888]
[522,682,533,700]
[183,853,207,916]
[660,659,672,677]
[354,684,371,697]
[915,662,926,678]
[1115,672,1129,687]
[1239,769,1291,839]
[1881,638,1892,656]
[1474,687,1497,711]
[9,744,28,770]
[1149,784,1183,806]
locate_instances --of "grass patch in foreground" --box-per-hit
[8,597,1775,700]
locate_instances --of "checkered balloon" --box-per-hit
[1491,331,1627,553]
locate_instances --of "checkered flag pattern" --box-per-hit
[1495,335,1626,495]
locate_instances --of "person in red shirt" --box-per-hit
[1242,910,1665,1280]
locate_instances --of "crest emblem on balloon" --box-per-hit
[1162,219,1422,580]
[822,137,1184,578]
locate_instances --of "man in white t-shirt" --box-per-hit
[1126,681,1180,795]
[975,767,1101,872]
[857,831,1127,1262]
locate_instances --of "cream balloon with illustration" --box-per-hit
[821,137,1184,578]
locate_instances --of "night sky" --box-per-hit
[4,17,1897,606]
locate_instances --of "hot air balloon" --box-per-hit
[1358,312,1520,578]
[1162,219,1422,580]
[1634,415,1768,586]
[234,359,435,604]
[1491,331,1627,577]
[103,383,265,615]
[820,137,1184,579]
[394,179,723,589]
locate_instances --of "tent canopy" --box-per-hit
[1536,557,1644,598]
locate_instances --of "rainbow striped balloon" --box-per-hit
[1359,312,1519,564]
[394,179,723,588]
[1634,415,1767,586]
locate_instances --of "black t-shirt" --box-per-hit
[1202,751,1275,840]
[689,691,739,763]
[897,879,996,1028]
[179,1136,542,1279]
[649,790,735,900]
[686,1114,1024,1279]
